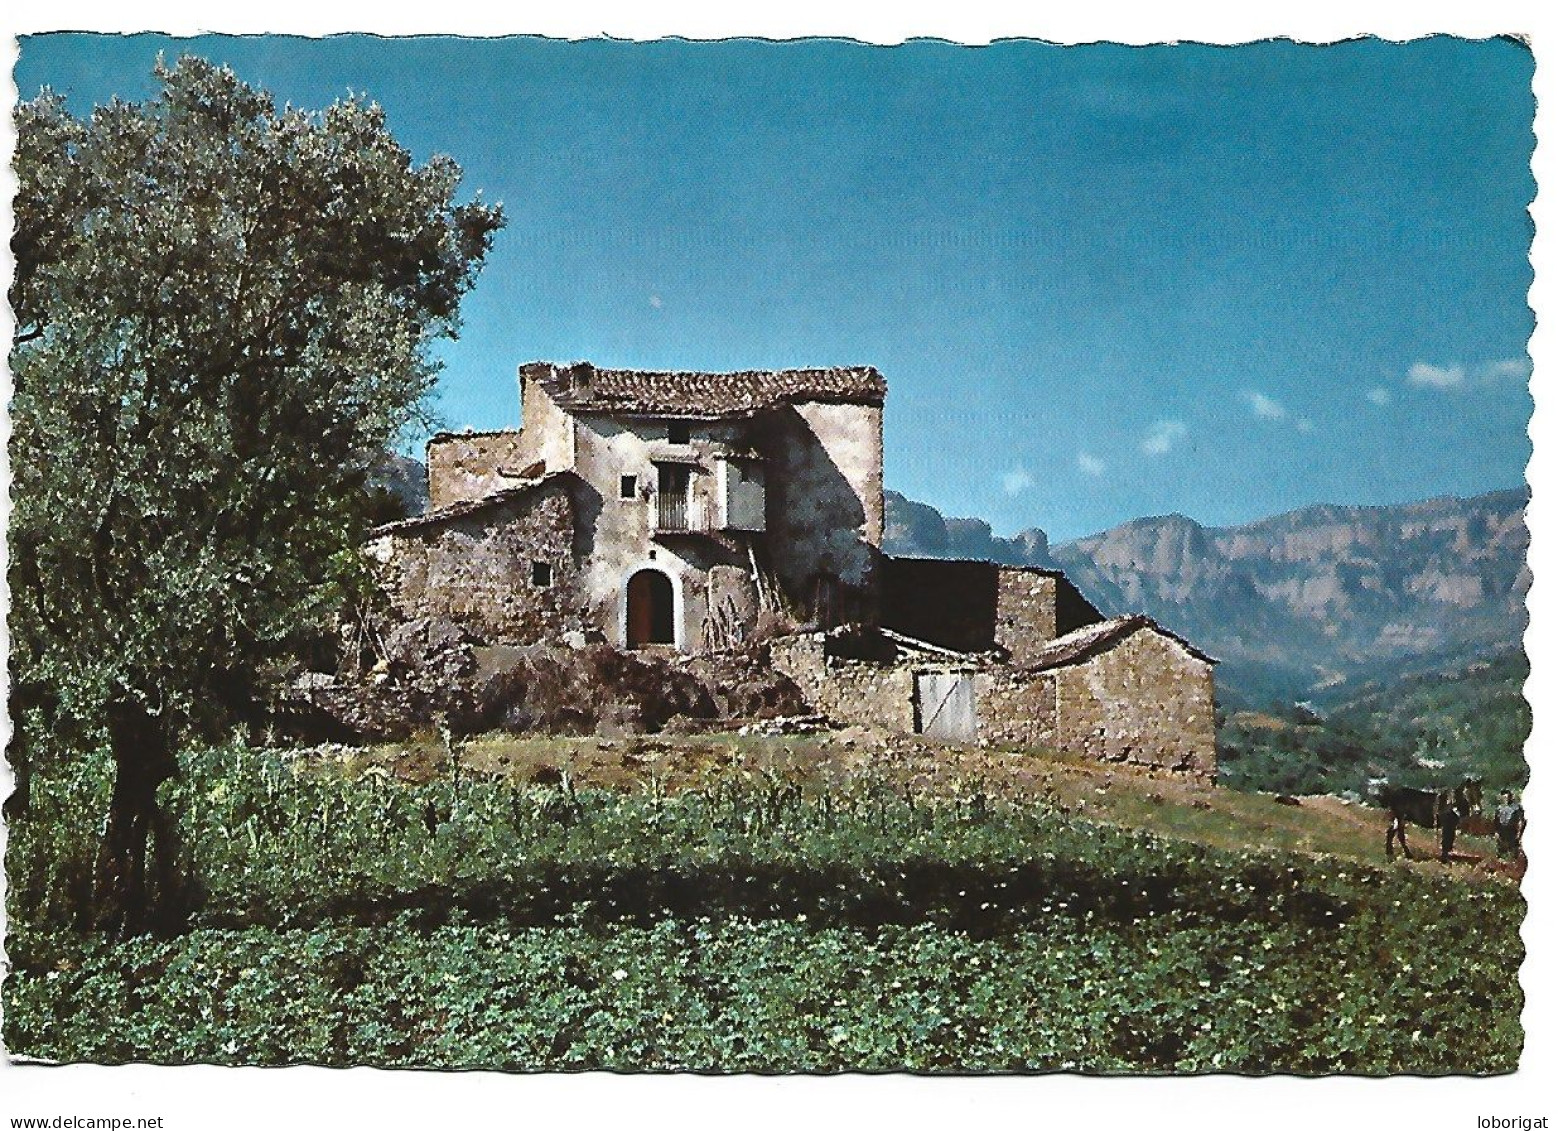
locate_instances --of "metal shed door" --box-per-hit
[915,672,977,742]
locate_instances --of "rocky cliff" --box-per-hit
[884,490,1062,571]
[885,488,1529,706]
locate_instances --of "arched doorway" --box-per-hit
[626,569,676,646]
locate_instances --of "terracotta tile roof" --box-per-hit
[368,472,576,537]
[1025,615,1218,671]
[522,360,887,417]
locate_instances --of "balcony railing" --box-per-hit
[654,493,710,534]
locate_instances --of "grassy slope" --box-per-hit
[427,729,1509,876]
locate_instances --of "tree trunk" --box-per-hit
[3,744,32,822]
[93,700,179,936]
[5,682,54,822]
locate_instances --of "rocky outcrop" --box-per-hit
[884,487,1528,705]
[884,491,1061,570]
[1053,490,1527,685]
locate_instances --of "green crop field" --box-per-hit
[4,736,1525,1073]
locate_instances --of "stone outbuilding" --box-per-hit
[983,615,1217,775]
[366,473,596,646]
[367,360,1218,776]
[769,599,1216,778]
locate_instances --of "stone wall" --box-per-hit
[756,401,884,625]
[973,668,1059,747]
[426,433,535,510]
[367,482,588,645]
[427,374,578,509]
[769,634,917,732]
[993,569,1059,662]
[1049,627,1216,775]
[769,624,1215,776]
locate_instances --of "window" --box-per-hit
[657,463,690,495]
[531,561,553,588]
[667,421,691,445]
[620,475,637,499]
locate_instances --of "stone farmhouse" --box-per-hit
[367,361,1216,776]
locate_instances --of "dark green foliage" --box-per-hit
[3,752,114,932]
[8,55,501,931]
[1217,711,1380,797]
[5,904,1522,1074]
[10,56,501,742]
[1218,650,1530,798]
[5,745,1524,1073]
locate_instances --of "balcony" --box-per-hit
[653,492,712,535]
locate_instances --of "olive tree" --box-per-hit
[8,56,504,933]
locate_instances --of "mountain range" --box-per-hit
[885,487,1529,708]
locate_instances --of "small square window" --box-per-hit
[620,475,637,500]
[667,421,691,444]
[531,561,553,588]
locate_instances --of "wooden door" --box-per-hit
[915,671,977,742]
[626,569,675,646]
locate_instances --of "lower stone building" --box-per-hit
[982,615,1217,775]
[365,472,600,647]
[769,612,1217,778]
[365,488,1219,777]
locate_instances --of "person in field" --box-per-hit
[1386,810,1413,861]
[1439,800,1461,864]
[1494,790,1527,860]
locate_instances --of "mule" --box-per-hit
[1376,777,1481,861]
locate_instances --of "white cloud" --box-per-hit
[1077,452,1106,476]
[1141,419,1187,456]
[1406,358,1528,391]
[649,294,664,309]
[1475,357,1530,382]
[1238,389,1316,433]
[1367,386,1393,406]
[1002,465,1034,495]
[1407,362,1466,389]
[1240,390,1287,420]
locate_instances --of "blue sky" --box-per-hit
[15,34,1535,541]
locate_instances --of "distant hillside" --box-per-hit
[371,453,430,519]
[885,488,1528,708]
[1217,648,1530,797]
